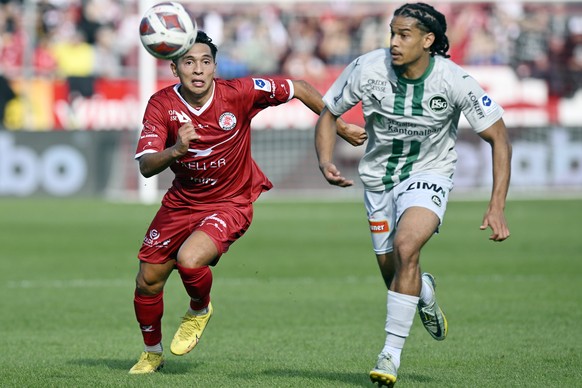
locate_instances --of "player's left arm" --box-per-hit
[477,118,512,241]
[291,80,367,146]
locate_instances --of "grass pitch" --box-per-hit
[1,197,581,387]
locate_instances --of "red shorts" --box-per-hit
[137,203,254,265]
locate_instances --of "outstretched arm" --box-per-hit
[292,80,366,146]
[314,107,354,187]
[478,118,512,241]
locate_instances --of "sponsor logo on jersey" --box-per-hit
[369,220,389,233]
[188,130,239,157]
[406,181,446,196]
[368,79,388,93]
[218,112,237,131]
[467,91,485,119]
[428,95,448,113]
[479,94,496,116]
[169,110,191,123]
[253,78,272,92]
[182,158,226,171]
[189,177,218,186]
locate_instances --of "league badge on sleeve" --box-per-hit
[479,94,497,116]
[253,78,272,92]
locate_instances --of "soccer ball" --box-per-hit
[139,2,197,60]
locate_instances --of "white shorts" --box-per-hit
[364,172,453,255]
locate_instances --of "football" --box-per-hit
[139,2,197,60]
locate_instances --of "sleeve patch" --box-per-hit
[253,78,272,92]
[479,94,497,116]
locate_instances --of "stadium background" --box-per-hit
[1,0,581,200]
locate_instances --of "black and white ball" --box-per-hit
[139,2,197,60]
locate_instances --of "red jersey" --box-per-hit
[135,77,294,209]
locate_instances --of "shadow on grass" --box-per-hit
[70,358,205,375]
[260,368,369,386]
[260,368,434,386]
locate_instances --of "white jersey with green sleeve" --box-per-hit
[322,48,504,191]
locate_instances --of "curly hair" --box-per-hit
[393,2,450,58]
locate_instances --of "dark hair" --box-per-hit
[172,30,218,63]
[393,3,450,58]
[195,30,218,60]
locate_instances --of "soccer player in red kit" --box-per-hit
[129,30,366,374]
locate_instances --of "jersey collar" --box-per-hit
[173,81,216,116]
[396,56,435,85]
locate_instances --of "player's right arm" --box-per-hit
[138,122,200,178]
[315,107,354,187]
[314,55,365,187]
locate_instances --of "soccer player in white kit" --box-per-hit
[315,3,512,386]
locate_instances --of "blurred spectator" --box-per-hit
[464,30,506,65]
[512,4,550,79]
[51,28,95,98]
[93,25,123,79]
[0,0,579,101]
[33,36,57,77]
[357,13,390,54]
[281,44,326,80]
[0,69,16,129]
[237,21,280,75]
[544,4,571,97]
[0,0,24,77]
[200,10,224,47]
[447,4,489,64]
[565,15,582,95]
[318,15,354,64]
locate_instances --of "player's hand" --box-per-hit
[338,123,367,146]
[173,122,201,157]
[319,161,354,187]
[480,208,510,241]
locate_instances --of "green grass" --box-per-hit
[1,197,581,387]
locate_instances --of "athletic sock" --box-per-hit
[419,276,434,305]
[176,264,213,311]
[134,290,164,346]
[145,343,163,354]
[188,305,209,315]
[381,290,419,369]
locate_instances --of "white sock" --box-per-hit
[145,342,163,354]
[381,290,419,369]
[188,305,209,315]
[419,277,434,305]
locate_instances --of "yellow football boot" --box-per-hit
[170,302,213,355]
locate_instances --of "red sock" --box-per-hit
[133,290,164,346]
[176,264,213,310]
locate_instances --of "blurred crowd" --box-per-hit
[0,0,582,99]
